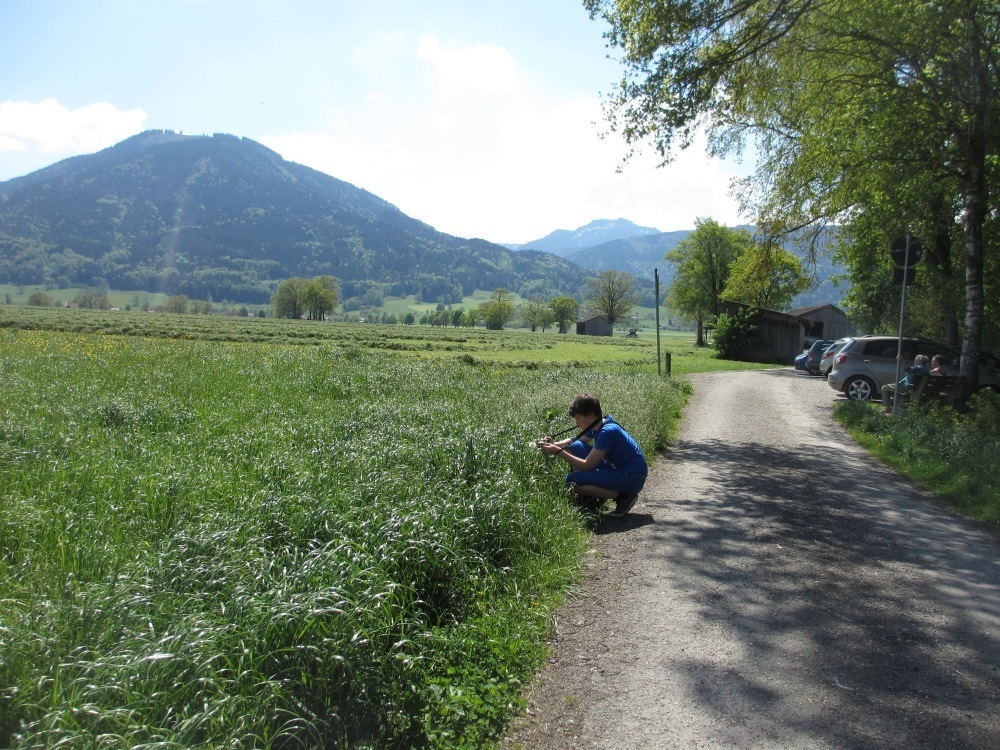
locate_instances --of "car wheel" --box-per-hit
[808,368,820,376]
[845,376,876,401]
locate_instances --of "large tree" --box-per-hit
[585,270,638,328]
[271,278,306,319]
[722,241,811,311]
[479,288,518,330]
[548,296,580,333]
[666,219,747,345]
[521,296,556,332]
[586,0,1000,397]
[301,275,339,321]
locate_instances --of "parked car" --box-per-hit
[804,338,836,375]
[827,335,1000,400]
[819,337,852,376]
[794,351,808,371]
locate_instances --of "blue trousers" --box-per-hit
[564,440,647,495]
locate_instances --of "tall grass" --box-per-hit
[0,328,688,748]
[834,393,1000,527]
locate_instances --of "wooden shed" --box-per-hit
[576,314,613,337]
[787,304,856,340]
[721,301,807,363]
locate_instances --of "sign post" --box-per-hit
[890,233,922,410]
[655,268,662,376]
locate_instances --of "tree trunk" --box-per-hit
[958,10,988,401]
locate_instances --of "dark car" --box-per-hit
[794,351,808,371]
[804,338,836,375]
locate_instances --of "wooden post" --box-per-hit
[664,352,672,376]
[655,268,662,376]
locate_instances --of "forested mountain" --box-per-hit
[564,230,692,280]
[0,131,591,304]
[506,218,661,256]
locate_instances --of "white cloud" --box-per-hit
[416,36,520,96]
[263,37,749,242]
[0,99,147,154]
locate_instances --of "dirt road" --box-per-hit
[504,368,1000,749]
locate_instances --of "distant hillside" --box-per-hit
[507,218,661,256]
[546,222,846,309]
[564,230,692,281]
[0,131,591,304]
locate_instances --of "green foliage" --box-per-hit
[26,291,52,307]
[548,296,579,334]
[271,277,307,319]
[712,307,758,360]
[722,241,811,311]
[71,287,111,310]
[586,0,1000,388]
[834,394,1000,527]
[520,297,555,332]
[479,288,517,330]
[163,294,189,314]
[666,219,746,343]
[0,325,690,747]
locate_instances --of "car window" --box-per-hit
[900,340,921,359]
[863,340,898,358]
[918,342,955,363]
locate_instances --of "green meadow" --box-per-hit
[1,308,705,748]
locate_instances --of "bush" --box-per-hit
[713,308,757,360]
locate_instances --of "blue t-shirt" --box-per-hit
[587,417,647,475]
[900,364,930,391]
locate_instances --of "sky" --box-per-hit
[0,0,751,244]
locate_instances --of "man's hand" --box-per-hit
[538,437,561,455]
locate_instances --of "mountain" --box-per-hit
[559,224,846,309]
[564,230,692,281]
[0,131,591,304]
[506,218,661,256]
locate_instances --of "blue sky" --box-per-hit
[0,0,750,243]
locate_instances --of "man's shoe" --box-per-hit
[608,492,638,517]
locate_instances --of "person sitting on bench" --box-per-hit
[882,354,930,413]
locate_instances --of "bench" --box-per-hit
[910,374,960,406]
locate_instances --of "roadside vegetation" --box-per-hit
[834,396,1000,529]
[0,315,709,748]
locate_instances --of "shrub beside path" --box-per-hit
[504,368,1000,749]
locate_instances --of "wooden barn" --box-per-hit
[719,301,807,363]
[787,304,856,340]
[576,314,613,337]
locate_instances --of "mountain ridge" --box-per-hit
[0,130,591,305]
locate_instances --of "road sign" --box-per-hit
[890,234,923,267]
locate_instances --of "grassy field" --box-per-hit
[0,305,775,378]
[0,309,707,748]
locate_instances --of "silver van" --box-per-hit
[827,336,1000,400]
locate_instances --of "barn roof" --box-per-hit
[787,303,847,317]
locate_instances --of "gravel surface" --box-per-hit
[503,368,1000,749]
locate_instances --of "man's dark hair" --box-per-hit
[569,393,602,419]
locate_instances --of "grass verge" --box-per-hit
[833,394,1000,529]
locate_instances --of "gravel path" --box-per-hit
[503,368,1000,749]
